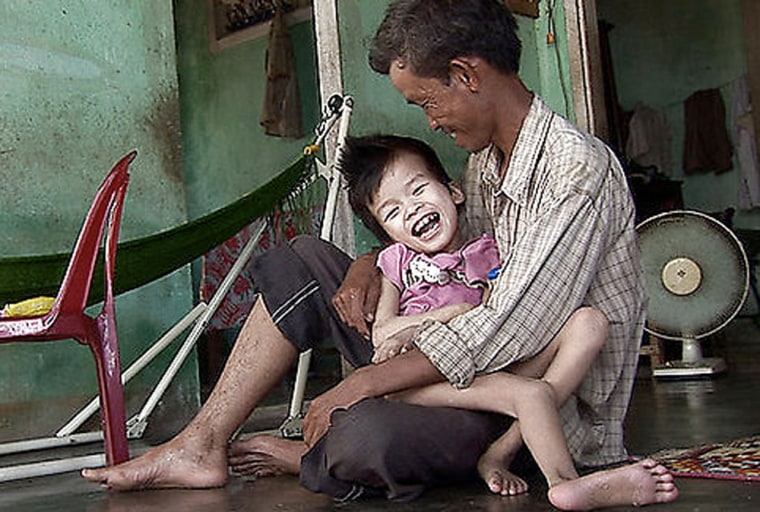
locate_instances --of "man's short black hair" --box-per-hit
[369,0,521,81]
[337,135,452,244]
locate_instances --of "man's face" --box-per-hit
[389,61,492,152]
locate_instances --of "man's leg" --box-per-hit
[82,236,359,490]
[220,236,508,502]
[81,296,299,490]
[300,399,507,501]
[228,235,377,479]
[227,243,509,501]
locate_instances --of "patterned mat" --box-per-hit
[646,435,760,481]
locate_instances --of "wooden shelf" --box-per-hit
[506,0,540,18]
[209,5,312,53]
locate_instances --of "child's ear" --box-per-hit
[448,182,465,205]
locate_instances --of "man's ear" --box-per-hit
[448,181,466,205]
[448,57,480,92]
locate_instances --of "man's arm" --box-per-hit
[302,349,445,445]
[415,191,615,388]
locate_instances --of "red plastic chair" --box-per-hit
[0,151,136,466]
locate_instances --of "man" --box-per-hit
[83,1,677,508]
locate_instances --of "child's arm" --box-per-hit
[371,277,409,363]
[372,276,475,364]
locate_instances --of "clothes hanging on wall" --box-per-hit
[731,75,760,209]
[626,103,672,176]
[683,88,733,175]
[260,7,303,138]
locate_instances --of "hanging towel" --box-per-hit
[260,7,303,138]
[683,88,733,174]
[731,75,760,209]
[626,103,672,176]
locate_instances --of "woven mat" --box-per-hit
[646,435,760,481]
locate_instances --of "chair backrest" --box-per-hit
[52,152,136,318]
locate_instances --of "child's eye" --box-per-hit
[413,183,427,196]
[383,207,399,223]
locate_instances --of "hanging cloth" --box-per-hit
[731,75,760,209]
[683,88,733,174]
[260,6,303,138]
[626,102,672,176]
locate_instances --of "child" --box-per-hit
[338,134,677,510]
[340,135,498,364]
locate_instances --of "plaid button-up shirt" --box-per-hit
[414,96,647,467]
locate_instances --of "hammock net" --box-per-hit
[0,153,316,306]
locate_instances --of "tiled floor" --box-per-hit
[1,318,759,511]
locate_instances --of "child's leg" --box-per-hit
[393,375,679,510]
[477,307,609,493]
[396,372,579,487]
[398,307,609,493]
[513,306,609,397]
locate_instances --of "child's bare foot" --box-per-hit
[81,434,228,491]
[477,442,528,495]
[228,435,306,478]
[548,459,679,511]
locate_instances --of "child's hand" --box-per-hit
[372,338,415,364]
[372,319,416,351]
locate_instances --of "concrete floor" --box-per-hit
[1,318,759,511]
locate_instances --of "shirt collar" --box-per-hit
[481,96,554,205]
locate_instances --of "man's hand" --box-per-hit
[302,351,446,446]
[332,251,381,338]
[303,373,369,446]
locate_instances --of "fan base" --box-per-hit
[652,357,727,378]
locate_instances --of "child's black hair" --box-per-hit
[337,135,453,244]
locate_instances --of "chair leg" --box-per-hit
[90,316,129,465]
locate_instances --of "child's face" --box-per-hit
[369,150,464,254]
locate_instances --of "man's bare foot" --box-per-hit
[547,459,679,511]
[477,442,528,496]
[81,434,228,491]
[228,435,306,478]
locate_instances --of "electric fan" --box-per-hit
[636,210,750,378]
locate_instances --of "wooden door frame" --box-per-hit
[568,0,760,162]
[563,0,607,139]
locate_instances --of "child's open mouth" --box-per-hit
[412,212,440,238]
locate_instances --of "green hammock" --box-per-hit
[0,153,315,306]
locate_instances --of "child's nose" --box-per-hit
[405,203,422,220]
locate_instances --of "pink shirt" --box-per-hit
[377,234,500,316]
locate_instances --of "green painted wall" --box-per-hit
[174,0,319,221]
[0,2,197,442]
[598,0,756,228]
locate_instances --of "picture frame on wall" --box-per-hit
[208,0,311,52]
